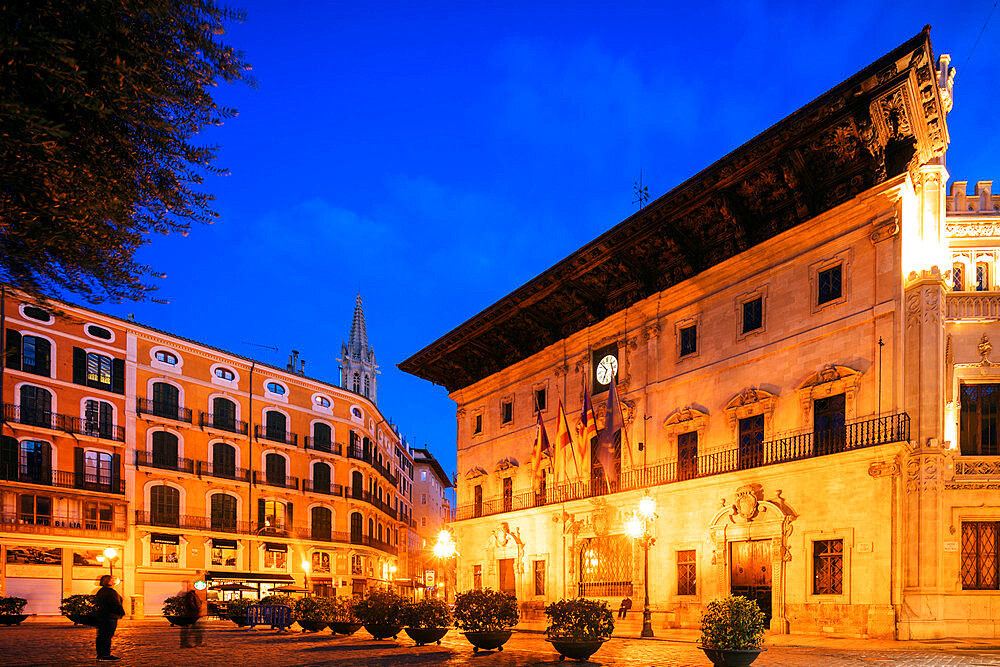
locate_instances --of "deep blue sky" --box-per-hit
[99,1,1000,482]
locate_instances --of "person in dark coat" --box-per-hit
[94,574,125,661]
[179,581,206,648]
[618,596,633,619]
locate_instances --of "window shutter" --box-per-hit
[5,329,20,370]
[74,447,85,488]
[257,498,265,529]
[40,441,52,485]
[111,358,125,394]
[111,452,122,493]
[73,347,87,385]
[286,502,293,529]
[35,337,51,377]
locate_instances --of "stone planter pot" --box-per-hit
[0,614,28,626]
[66,613,97,626]
[229,615,248,627]
[364,623,403,640]
[298,619,329,632]
[404,626,449,646]
[547,638,606,662]
[165,615,198,627]
[463,630,513,653]
[699,646,765,667]
[328,621,362,635]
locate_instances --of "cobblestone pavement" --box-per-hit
[3,620,1000,666]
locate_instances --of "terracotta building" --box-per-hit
[410,447,454,596]
[1,294,415,616]
[402,30,998,639]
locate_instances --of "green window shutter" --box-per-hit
[72,347,87,385]
[111,358,125,394]
[5,329,21,370]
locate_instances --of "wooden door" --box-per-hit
[730,539,772,627]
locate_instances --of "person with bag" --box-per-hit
[94,574,125,661]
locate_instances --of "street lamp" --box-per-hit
[302,559,311,594]
[103,547,118,578]
[432,530,457,602]
[625,495,657,638]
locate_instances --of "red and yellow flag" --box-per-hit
[530,411,551,484]
[555,401,574,482]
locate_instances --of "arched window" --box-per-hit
[155,350,178,365]
[212,397,237,431]
[312,423,332,451]
[954,263,965,291]
[214,367,235,381]
[376,522,383,542]
[351,470,363,499]
[151,431,179,469]
[368,517,374,537]
[265,411,287,442]
[265,452,286,486]
[84,399,114,439]
[21,336,51,377]
[311,506,332,541]
[350,512,363,542]
[977,262,990,291]
[152,382,179,418]
[150,485,180,526]
[19,385,52,427]
[211,493,238,532]
[364,375,370,398]
[313,462,331,494]
[352,373,360,393]
[212,442,236,478]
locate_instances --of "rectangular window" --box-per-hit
[960,384,1000,455]
[814,393,846,455]
[498,557,516,594]
[679,324,697,357]
[501,400,513,424]
[962,521,999,590]
[742,297,763,334]
[534,560,546,596]
[953,263,965,291]
[473,564,483,590]
[677,431,698,481]
[813,539,844,594]
[311,551,332,574]
[150,542,179,566]
[211,547,237,567]
[421,494,427,505]
[503,477,513,512]
[474,484,483,518]
[263,549,287,570]
[473,414,483,435]
[534,388,547,413]
[738,415,765,470]
[818,264,843,305]
[978,263,990,291]
[677,549,697,595]
[87,352,113,388]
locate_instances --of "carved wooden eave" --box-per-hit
[400,28,950,393]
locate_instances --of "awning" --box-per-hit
[204,571,294,583]
[151,533,180,545]
[264,542,287,553]
[212,538,237,549]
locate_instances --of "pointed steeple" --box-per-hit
[347,294,369,360]
[340,294,379,403]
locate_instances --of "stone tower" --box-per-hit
[340,294,378,403]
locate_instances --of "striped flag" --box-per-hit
[555,401,574,482]
[598,380,631,482]
[530,411,551,485]
[575,387,597,480]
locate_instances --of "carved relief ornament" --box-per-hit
[663,407,709,436]
[797,365,862,418]
[724,388,777,432]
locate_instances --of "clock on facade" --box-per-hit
[596,354,618,385]
[591,343,618,391]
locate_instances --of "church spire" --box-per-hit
[340,294,378,403]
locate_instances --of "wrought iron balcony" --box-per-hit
[346,486,397,520]
[135,449,196,474]
[254,425,298,446]
[134,511,256,534]
[345,443,398,484]
[302,480,345,496]
[253,470,299,490]
[456,412,910,521]
[0,466,124,495]
[197,460,251,483]
[198,411,249,435]
[1,510,126,537]
[136,398,192,423]
[304,438,343,455]
[3,404,125,442]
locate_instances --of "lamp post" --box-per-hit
[625,495,657,638]
[432,530,456,603]
[302,559,311,595]
[103,547,118,579]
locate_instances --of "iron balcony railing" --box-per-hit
[302,480,345,496]
[346,486,398,520]
[0,466,124,495]
[1,511,126,537]
[136,398,192,423]
[135,450,196,474]
[345,443,398,485]
[197,460,251,483]
[304,438,343,456]
[254,425,298,446]
[457,412,910,521]
[3,404,125,442]
[198,411,249,435]
[253,470,299,490]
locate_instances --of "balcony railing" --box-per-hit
[198,411,248,435]
[3,404,125,442]
[457,412,910,521]
[0,467,124,495]
[299,529,396,555]
[1,510,126,537]
[305,438,343,456]
[302,480,345,496]
[136,398,192,423]
[197,461,251,483]
[135,450,196,474]
[947,292,1000,320]
[345,443,398,485]
[253,470,299,489]
[254,425,298,446]
[346,486,398,520]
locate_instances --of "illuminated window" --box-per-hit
[211,542,237,567]
[312,550,332,574]
[960,385,1000,455]
[813,540,844,594]
[260,500,286,530]
[155,350,178,365]
[314,395,331,408]
[534,560,546,596]
[677,550,696,595]
[87,352,112,387]
[150,541,179,566]
[263,546,287,569]
[962,522,999,590]
[84,450,112,486]
[953,263,965,291]
[978,262,991,291]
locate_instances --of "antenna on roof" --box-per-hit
[633,169,649,210]
[241,341,278,364]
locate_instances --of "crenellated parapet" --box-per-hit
[946,181,1000,222]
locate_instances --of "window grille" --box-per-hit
[578,535,633,598]
[534,560,546,596]
[738,415,764,470]
[960,385,1000,455]
[812,539,843,594]
[677,550,697,595]
[962,522,999,590]
[953,263,964,291]
[978,263,990,291]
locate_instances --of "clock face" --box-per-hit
[595,354,618,385]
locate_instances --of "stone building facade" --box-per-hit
[402,31,1000,639]
[0,295,415,616]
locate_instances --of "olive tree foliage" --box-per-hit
[0,0,253,303]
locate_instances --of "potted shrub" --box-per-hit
[60,594,97,626]
[254,593,294,630]
[328,596,362,635]
[352,589,405,640]
[402,597,452,646]
[162,595,197,627]
[226,598,254,627]
[453,588,519,653]
[294,596,331,632]
[545,597,614,662]
[0,595,28,626]
[698,595,766,667]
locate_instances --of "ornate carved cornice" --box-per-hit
[400,29,949,393]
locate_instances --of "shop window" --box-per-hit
[813,539,844,594]
[150,541,179,566]
[677,549,696,595]
[312,551,332,574]
[211,543,237,567]
[263,546,287,569]
[962,521,999,590]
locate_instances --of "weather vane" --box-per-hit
[633,169,649,210]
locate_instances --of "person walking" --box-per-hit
[94,574,125,661]
[179,581,206,648]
